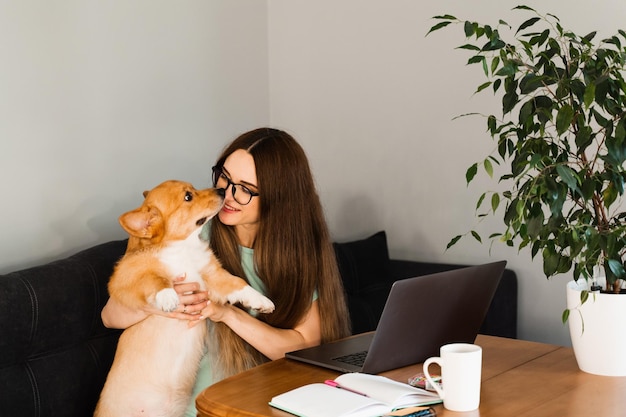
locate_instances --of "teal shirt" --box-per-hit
[185,226,267,417]
[186,223,317,416]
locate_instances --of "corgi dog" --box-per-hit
[94,180,274,417]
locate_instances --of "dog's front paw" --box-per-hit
[155,288,179,312]
[254,297,275,314]
[232,286,275,314]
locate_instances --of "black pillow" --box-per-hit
[333,231,391,294]
[333,231,392,333]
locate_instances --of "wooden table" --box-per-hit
[196,335,626,417]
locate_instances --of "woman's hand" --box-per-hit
[198,300,322,360]
[102,276,209,329]
[198,300,231,323]
[164,276,210,322]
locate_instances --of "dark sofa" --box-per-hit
[0,231,516,417]
[333,231,517,337]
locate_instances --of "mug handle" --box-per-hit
[423,357,445,399]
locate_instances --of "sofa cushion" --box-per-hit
[0,240,126,417]
[334,231,518,339]
[333,231,392,334]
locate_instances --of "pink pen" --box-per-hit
[324,379,369,397]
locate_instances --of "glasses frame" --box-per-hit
[211,165,259,206]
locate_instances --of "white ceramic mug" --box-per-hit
[423,343,482,412]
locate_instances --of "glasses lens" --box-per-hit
[232,185,253,205]
[211,166,256,205]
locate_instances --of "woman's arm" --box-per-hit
[200,300,321,360]
[101,279,211,329]
[101,296,149,329]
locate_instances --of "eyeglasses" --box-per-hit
[211,165,259,205]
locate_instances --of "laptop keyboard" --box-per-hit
[332,350,368,367]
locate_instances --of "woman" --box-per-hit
[101,127,351,415]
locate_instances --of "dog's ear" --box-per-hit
[118,206,163,238]
[142,190,149,198]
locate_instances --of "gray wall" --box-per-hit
[1,1,269,271]
[3,0,625,346]
[268,0,626,347]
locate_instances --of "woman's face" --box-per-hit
[217,149,261,247]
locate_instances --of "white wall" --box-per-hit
[0,0,269,273]
[268,0,626,346]
[3,0,625,347]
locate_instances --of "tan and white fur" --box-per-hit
[94,180,274,417]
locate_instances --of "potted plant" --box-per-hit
[427,5,626,376]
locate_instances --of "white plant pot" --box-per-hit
[566,280,626,376]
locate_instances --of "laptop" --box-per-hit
[286,260,506,374]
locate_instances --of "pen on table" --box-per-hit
[385,407,437,417]
[323,379,369,397]
[405,407,436,417]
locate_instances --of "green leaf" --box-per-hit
[582,31,597,43]
[504,198,518,226]
[446,235,462,249]
[518,99,535,124]
[527,212,544,239]
[607,259,626,277]
[580,290,589,305]
[491,56,501,75]
[487,115,497,135]
[543,247,560,276]
[482,38,506,51]
[471,230,482,243]
[556,104,574,135]
[583,83,596,108]
[513,5,537,12]
[432,14,457,20]
[593,109,609,128]
[476,81,492,94]
[556,165,580,193]
[495,63,518,76]
[464,21,474,37]
[519,74,545,94]
[503,91,519,114]
[466,163,478,184]
[534,95,553,109]
[562,308,570,324]
[467,55,485,65]
[484,25,493,38]
[426,21,453,36]
[575,126,592,150]
[547,13,561,25]
[481,56,489,76]
[603,182,618,207]
[493,78,502,93]
[516,17,541,35]
[530,29,550,47]
[491,192,500,213]
[531,240,541,258]
[476,192,486,211]
[484,158,494,177]
[605,133,626,167]
[581,177,595,199]
[457,44,481,51]
[606,35,622,49]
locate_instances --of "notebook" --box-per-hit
[286,261,506,374]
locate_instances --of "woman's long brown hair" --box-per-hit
[208,127,351,379]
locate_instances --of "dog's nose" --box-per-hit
[216,188,226,198]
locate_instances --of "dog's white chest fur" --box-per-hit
[159,232,211,285]
[152,233,211,312]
